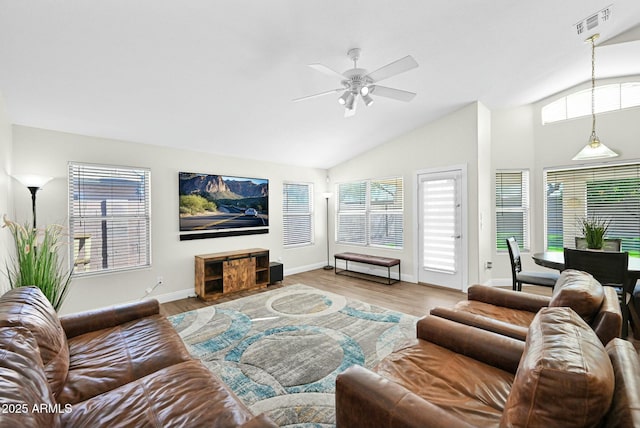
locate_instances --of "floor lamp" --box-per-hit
[322,192,333,270]
[13,174,53,229]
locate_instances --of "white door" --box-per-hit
[418,168,466,290]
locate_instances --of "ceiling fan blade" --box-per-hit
[308,63,346,79]
[292,88,344,102]
[370,85,416,102]
[365,55,418,82]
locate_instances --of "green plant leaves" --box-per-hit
[3,216,72,311]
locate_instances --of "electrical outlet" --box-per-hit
[485,261,493,269]
[145,287,153,294]
[157,276,163,285]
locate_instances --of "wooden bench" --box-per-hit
[334,252,401,285]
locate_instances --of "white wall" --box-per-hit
[532,76,640,258]
[476,103,492,284]
[11,126,328,314]
[0,92,13,293]
[490,105,537,282]
[491,76,640,284]
[328,102,489,288]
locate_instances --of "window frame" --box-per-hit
[543,161,640,257]
[68,162,152,276]
[495,170,530,252]
[336,176,404,249]
[282,181,314,247]
[541,81,640,124]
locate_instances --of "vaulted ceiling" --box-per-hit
[1,1,640,168]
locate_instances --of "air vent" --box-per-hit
[575,5,612,37]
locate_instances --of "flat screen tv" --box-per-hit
[179,172,268,237]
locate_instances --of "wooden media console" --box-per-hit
[195,248,270,301]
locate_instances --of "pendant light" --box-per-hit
[572,33,618,161]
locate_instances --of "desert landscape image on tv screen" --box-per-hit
[179,172,268,232]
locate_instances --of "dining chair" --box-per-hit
[506,237,560,292]
[563,247,630,337]
[574,237,622,252]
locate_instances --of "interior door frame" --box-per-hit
[413,164,469,291]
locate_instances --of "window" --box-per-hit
[496,170,530,251]
[69,162,151,275]
[282,182,313,246]
[337,177,403,249]
[541,82,640,124]
[544,162,640,257]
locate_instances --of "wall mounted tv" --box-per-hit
[179,172,268,240]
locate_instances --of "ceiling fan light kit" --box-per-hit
[294,48,419,117]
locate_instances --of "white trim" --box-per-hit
[413,164,469,292]
[284,261,326,276]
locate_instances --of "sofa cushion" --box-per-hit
[374,339,513,427]
[501,307,614,427]
[57,314,192,405]
[61,359,273,428]
[0,286,69,398]
[0,327,61,428]
[450,300,537,329]
[549,269,604,323]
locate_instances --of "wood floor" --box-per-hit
[161,268,639,352]
[160,267,550,317]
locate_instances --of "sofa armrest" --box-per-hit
[590,286,623,346]
[416,315,525,373]
[430,306,528,341]
[336,365,474,428]
[60,299,160,338]
[467,284,551,312]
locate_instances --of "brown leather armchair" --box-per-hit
[336,307,640,428]
[430,269,622,345]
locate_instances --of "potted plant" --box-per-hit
[3,216,72,311]
[579,216,611,250]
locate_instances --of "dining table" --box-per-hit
[532,251,640,283]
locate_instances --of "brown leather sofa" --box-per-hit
[336,307,640,427]
[430,269,622,345]
[0,286,277,427]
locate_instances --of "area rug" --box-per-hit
[168,284,417,427]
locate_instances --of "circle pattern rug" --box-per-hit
[169,284,417,427]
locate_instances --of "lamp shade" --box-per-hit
[322,192,333,199]
[572,141,618,161]
[13,174,54,188]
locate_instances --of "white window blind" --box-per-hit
[544,163,640,257]
[337,177,403,249]
[337,181,367,245]
[422,178,456,273]
[69,162,151,275]
[283,182,313,246]
[496,170,530,251]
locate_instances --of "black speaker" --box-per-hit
[269,262,283,285]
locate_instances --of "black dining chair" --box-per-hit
[563,247,630,337]
[506,237,560,292]
[574,237,622,252]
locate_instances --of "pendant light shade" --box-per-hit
[572,33,618,161]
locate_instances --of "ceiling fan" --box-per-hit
[293,48,419,117]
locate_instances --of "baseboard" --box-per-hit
[284,262,326,276]
[144,288,196,304]
[483,278,512,287]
